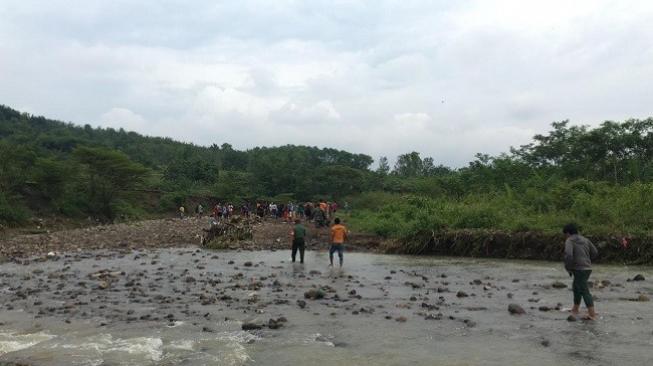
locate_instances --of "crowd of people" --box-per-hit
[178,199,348,225]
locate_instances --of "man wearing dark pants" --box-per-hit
[291,219,307,263]
[329,218,347,267]
[563,223,599,320]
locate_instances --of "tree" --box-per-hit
[74,146,149,221]
[394,152,424,177]
[377,156,390,175]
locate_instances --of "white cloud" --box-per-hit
[2,0,653,166]
[99,107,147,131]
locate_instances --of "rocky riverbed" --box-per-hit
[0,248,651,365]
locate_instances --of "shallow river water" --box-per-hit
[0,248,651,365]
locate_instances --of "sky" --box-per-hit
[1,0,653,167]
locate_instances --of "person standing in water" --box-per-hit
[290,219,307,263]
[563,223,599,320]
[329,218,347,267]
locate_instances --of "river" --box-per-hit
[0,249,650,365]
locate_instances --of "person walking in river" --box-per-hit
[563,223,599,320]
[329,218,347,267]
[290,219,307,263]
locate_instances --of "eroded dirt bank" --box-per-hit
[0,217,381,260]
[384,229,653,265]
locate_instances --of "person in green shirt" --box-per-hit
[290,219,307,263]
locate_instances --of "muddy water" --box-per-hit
[0,249,651,365]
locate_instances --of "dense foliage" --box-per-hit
[0,105,373,223]
[2,104,653,239]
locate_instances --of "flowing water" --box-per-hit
[0,249,651,365]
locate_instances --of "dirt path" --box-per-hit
[0,217,382,259]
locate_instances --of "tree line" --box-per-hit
[2,104,653,234]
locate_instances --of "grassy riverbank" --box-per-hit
[344,190,653,264]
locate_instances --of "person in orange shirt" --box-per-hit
[329,218,347,267]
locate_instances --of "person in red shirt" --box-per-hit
[329,218,347,267]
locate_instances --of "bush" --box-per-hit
[0,192,29,225]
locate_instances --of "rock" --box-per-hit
[425,313,443,320]
[98,281,109,290]
[395,316,407,322]
[268,319,284,329]
[508,304,525,315]
[297,300,307,308]
[632,274,645,281]
[538,306,552,312]
[243,261,253,267]
[567,315,577,322]
[638,294,650,302]
[541,340,551,347]
[304,289,326,300]
[456,291,469,298]
[551,281,567,289]
[463,319,477,327]
[202,326,214,332]
[242,321,263,330]
[472,279,482,285]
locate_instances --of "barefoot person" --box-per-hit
[563,223,598,320]
[329,218,347,267]
[290,219,307,263]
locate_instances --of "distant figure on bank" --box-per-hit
[329,218,347,267]
[290,219,307,263]
[196,204,204,218]
[563,223,598,320]
[178,205,185,219]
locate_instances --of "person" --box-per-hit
[304,203,313,221]
[329,218,347,267]
[563,223,599,320]
[196,204,204,218]
[319,199,328,217]
[178,205,185,219]
[270,202,278,218]
[297,203,305,219]
[290,219,307,263]
[313,207,325,228]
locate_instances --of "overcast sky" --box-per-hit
[1,0,652,166]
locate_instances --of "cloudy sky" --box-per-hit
[1,0,652,166]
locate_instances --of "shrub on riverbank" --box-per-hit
[347,181,653,253]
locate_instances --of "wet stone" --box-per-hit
[508,304,525,315]
[632,274,645,281]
